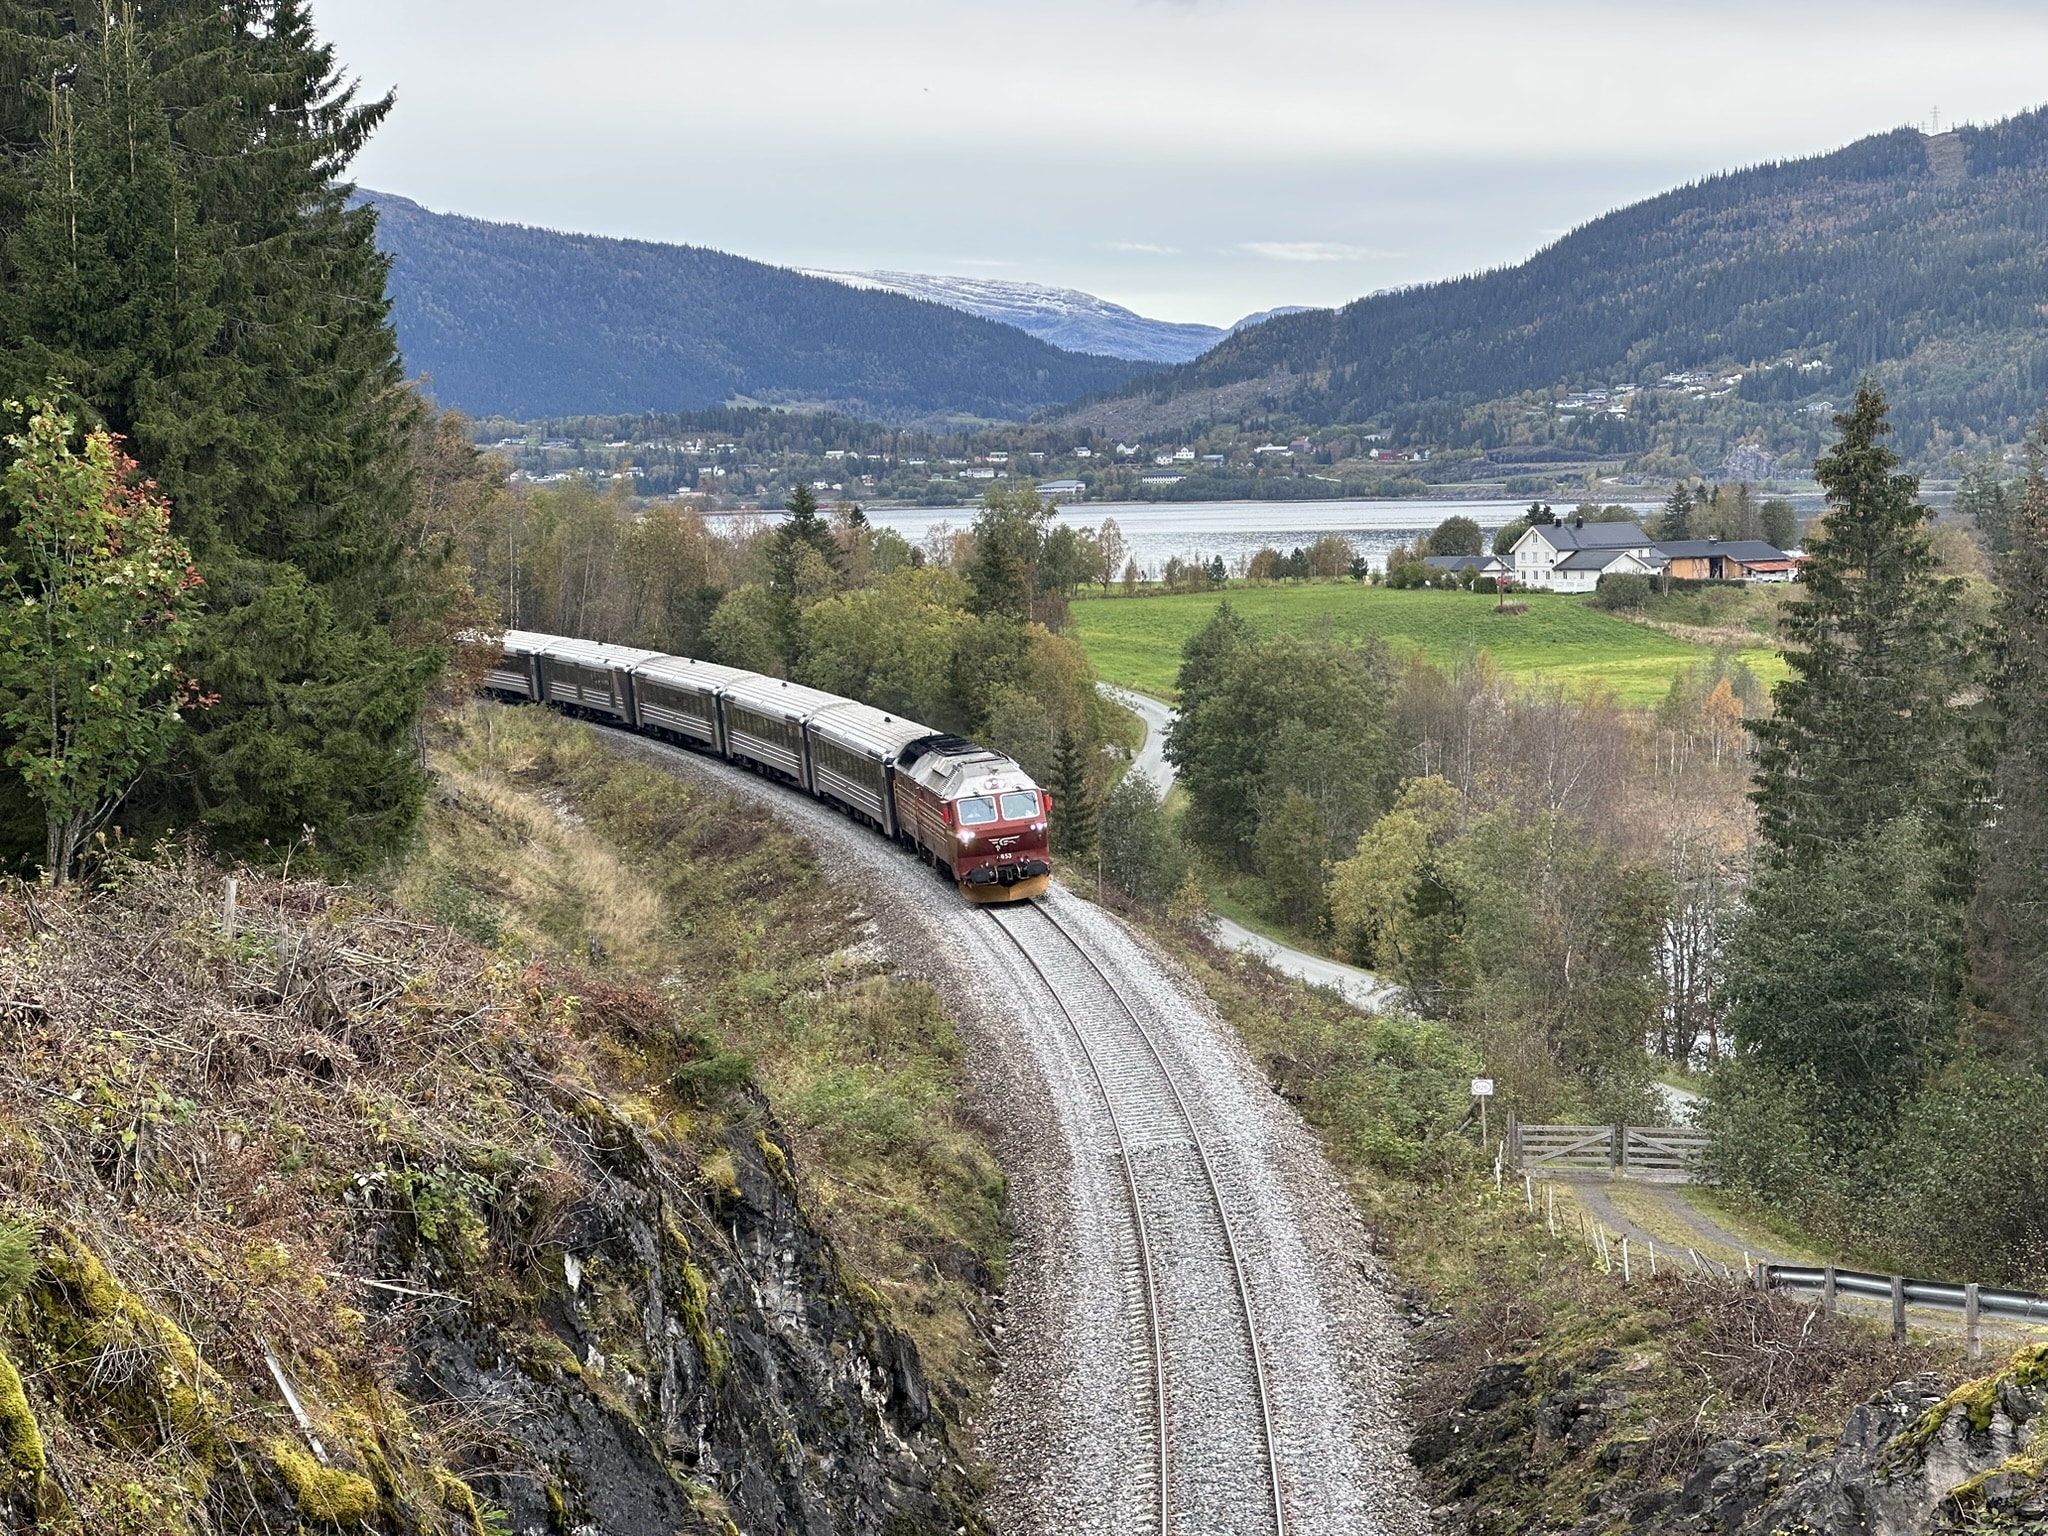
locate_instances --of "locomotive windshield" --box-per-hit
[956,796,998,826]
[1000,790,1040,821]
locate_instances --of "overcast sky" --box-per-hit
[320,0,2048,328]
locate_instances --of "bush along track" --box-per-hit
[1095,897,2048,1534]
[0,714,1003,1535]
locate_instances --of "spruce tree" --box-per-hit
[1968,442,2048,1058]
[1048,726,1096,858]
[1725,387,1986,1146]
[765,482,838,670]
[1661,482,1692,540]
[1747,386,1985,882]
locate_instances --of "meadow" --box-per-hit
[1070,584,1787,705]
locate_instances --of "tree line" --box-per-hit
[1138,387,2048,1283]
[0,1,449,881]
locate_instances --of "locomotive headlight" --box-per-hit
[959,828,975,843]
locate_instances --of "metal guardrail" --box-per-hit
[1763,1262,2048,1349]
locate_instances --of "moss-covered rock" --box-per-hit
[0,1346,46,1482]
[267,1437,381,1526]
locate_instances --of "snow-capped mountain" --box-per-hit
[802,270,1271,364]
[1230,305,1315,333]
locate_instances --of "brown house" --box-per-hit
[1654,538,1797,583]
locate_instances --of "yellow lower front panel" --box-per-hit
[959,873,1051,905]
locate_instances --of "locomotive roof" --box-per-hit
[631,654,757,691]
[716,673,848,723]
[807,701,938,762]
[900,737,1039,798]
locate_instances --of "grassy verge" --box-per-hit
[1068,583,1787,704]
[1101,896,1968,1528]
[394,701,1006,1397]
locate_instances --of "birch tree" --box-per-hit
[0,400,202,882]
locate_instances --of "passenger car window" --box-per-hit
[956,796,997,826]
[1000,790,1040,821]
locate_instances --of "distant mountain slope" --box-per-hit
[1076,108,2048,447]
[805,270,1228,362]
[363,194,1150,422]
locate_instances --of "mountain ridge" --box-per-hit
[361,192,1151,424]
[1066,107,2048,460]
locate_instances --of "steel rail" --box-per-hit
[992,899,1288,1536]
[981,906,1174,1536]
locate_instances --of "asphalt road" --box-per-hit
[1098,683,1395,1012]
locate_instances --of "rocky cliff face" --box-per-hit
[402,1110,980,1536]
[0,863,991,1535]
[1416,1327,2046,1536]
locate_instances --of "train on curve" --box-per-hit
[486,630,1054,903]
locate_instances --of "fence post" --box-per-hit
[222,875,239,937]
[1966,1283,1982,1359]
[1621,1237,1631,1284]
[1647,1238,1657,1277]
[1612,1124,1623,1172]
[1524,1172,1533,1212]
[1890,1275,1906,1342]
[1822,1265,1837,1315]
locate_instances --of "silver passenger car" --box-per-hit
[536,639,664,722]
[487,629,558,701]
[715,676,848,787]
[631,655,755,752]
[805,702,936,837]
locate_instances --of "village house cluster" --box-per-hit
[1427,515,1799,593]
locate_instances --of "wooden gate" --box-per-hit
[1621,1125,1708,1180]
[1513,1123,1615,1171]
[1510,1123,1708,1181]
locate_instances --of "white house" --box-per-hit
[1509,518,1660,592]
[1548,546,1665,594]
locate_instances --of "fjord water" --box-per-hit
[865,498,1652,577]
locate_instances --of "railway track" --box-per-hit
[985,898,1287,1536]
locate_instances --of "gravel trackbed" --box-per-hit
[615,733,1433,1536]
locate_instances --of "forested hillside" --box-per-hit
[1080,109,2048,463]
[367,193,1149,422]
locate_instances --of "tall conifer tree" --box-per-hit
[1968,437,2048,1059]
[1747,386,1985,884]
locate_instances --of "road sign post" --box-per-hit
[1471,1077,1494,1147]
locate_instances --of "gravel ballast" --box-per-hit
[613,733,1434,1536]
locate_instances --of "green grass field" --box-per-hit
[1071,585,1787,705]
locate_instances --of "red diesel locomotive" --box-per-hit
[488,630,1053,903]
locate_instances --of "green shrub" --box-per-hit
[1855,1058,2048,1286]
[0,1218,37,1308]
[1099,772,1190,905]
[1589,572,1653,611]
[671,1045,754,1106]
[1696,1059,1826,1203]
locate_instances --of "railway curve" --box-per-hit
[605,726,1432,1536]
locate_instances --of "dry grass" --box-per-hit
[397,703,1007,1403]
[0,703,1005,1531]
[0,858,645,1531]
